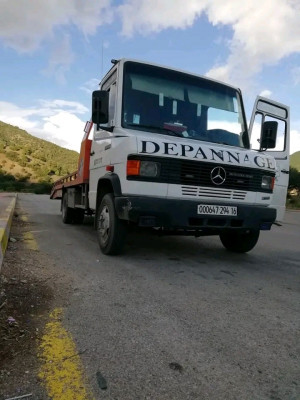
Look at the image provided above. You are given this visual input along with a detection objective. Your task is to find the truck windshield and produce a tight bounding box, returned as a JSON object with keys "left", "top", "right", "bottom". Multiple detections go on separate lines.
{"left": 122, "top": 61, "right": 249, "bottom": 148}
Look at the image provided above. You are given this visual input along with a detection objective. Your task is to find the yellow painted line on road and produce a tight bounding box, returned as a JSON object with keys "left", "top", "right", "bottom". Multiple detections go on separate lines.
{"left": 20, "top": 210, "right": 38, "bottom": 250}
{"left": 23, "top": 231, "right": 39, "bottom": 251}
{"left": 0, "top": 227, "right": 8, "bottom": 253}
{"left": 39, "top": 308, "right": 94, "bottom": 400}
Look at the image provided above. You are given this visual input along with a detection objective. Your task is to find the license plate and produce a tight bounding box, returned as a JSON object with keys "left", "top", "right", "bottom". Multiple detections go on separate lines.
{"left": 197, "top": 204, "right": 237, "bottom": 216}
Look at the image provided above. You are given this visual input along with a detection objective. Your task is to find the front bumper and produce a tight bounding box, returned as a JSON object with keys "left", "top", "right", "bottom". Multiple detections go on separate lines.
{"left": 114, "top": 196, "right": 276, "bottom": 232}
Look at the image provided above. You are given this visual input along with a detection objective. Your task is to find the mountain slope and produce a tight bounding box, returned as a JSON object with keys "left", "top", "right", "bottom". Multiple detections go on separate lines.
{"left": 0, "top": 121, "right": 79, "bottom": 192}
{"left": 290, "top": 151, "right": 300, "bottom": 171}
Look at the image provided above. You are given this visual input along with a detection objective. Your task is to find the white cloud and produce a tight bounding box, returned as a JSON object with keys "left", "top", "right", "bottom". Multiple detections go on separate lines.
{"left": 42, "top": 34, "right": 74, "bottom": 84}
{"left": 292, "top": 66, "right": 300, "bottom": 86}
{"left": 291, "top": 128, "right": 300, "bottom": 155}
{"left": 206, "top": 0, "right": 300, "bottom": 86}
{"left": 0, "top": 0, "right": 113, "bottom": 52}
{"left": 80, "top": 78, "right": 100, "bottom": 95}
{"left": 41, "top": 111, "right": 86, "bottom": 150}
{"left": 1, "top": 1, "right": 299, "bottom": 89}
{"left": 118, "top": 0, "right": 300, "bottom": 87}
{"left": 259, "top": 90, "right": 272, "bottom": 98}
{"left": 0, "top": 100, "right": 87, "bottom": 151}
{"left": 39, "top": 99, "right": 88, "bottom": 114}
{"left": 118, "top": 0, "right": 206, "bottom": 36}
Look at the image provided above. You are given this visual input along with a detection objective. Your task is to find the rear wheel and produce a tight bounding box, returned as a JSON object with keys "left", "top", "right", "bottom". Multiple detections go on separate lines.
{"left": 62, "top": 192, "right": 73, "bottom": 224}
{"left": 73, "top": 208, "right": 85, "bottom": 224}
{"left": 96, "top": 193, "right": 126, "bottom": 255}
{"left": 219, "top": 229, "right": 260, "bottom": 253}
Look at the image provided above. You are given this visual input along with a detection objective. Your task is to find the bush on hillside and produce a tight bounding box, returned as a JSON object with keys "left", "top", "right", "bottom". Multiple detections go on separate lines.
{"left": 0, "top": 171, "right": 52, "bottom": 194}
{"left": 289, "top": 167, "right": 300, "bottom": 190}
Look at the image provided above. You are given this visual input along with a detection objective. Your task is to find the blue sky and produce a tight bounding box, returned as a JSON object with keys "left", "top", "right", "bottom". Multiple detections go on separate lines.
{"left": 0, "top": 0, "right": 300, "bottom": 154}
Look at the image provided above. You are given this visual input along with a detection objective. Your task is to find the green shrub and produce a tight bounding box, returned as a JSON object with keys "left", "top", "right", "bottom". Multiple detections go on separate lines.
{"left": 286, "top": 195, "right": 300, "bottom": 209}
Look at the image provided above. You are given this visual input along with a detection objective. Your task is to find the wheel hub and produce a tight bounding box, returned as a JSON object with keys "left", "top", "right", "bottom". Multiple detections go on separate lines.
{"left": 99, "top": 205, "right": 110, "bottom": 244}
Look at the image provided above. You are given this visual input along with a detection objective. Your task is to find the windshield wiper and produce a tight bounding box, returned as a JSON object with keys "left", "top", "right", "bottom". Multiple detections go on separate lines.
{"left": 126, "top": 123, "right": 183, "bottom": 137}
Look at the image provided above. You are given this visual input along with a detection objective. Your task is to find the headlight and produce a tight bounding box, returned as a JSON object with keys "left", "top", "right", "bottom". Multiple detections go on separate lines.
{"left": 140, "top": 161, "right": 160, "bottom": 177}
{"left": 261, "top": 175, "right": 275, "bottom": 190}
{"left": 127, "top": 160, "right": 160, "bottom": 177}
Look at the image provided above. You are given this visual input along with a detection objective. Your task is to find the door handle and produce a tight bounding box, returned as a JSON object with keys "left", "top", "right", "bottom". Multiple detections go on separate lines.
{"left": 281, "top": 169, "right": 289, "bottom": 174}
{"left": 90, "top": 151, "right": 95, "bottom": 156}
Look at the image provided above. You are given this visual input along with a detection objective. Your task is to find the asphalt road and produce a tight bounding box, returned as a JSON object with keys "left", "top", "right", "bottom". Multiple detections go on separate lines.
{"left": 18, "top": 194, "right": 300, "bottom": 400}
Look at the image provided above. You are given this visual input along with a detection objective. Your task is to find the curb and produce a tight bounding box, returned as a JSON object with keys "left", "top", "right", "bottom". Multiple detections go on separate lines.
{"left": 0, "top": 194, "right": 17, "bottom": 271}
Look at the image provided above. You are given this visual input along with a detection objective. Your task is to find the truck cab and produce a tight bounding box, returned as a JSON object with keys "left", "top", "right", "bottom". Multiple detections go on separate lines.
{"left": 55, "top": 58, "right": 290, "bottom": 255}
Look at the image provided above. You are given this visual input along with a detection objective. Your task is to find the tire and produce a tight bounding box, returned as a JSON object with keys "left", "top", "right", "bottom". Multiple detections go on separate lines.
{"left": 96, "top": 193, "right": 126, "bottom": 255}
{"left": 219, "top": 229, "right": 260, "bottom": 253}
{"left": 62, "top": 192, "right": 73, "bottom": 224}
{"left": 73, "top": 209, "right": 85, "bottom": 224}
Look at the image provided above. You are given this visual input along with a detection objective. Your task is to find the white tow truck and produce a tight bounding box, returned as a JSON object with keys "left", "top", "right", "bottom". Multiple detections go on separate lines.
{"left": 51, "top": 58, "right": 290, "bottom": 255}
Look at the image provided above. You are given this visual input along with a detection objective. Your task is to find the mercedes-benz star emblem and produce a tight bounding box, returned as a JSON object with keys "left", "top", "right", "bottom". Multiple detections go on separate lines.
{"left": 211, "top": 166, "right": 226, "bottom": 185}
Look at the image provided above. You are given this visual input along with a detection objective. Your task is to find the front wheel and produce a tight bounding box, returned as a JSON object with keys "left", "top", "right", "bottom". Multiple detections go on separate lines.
{"left": 96, "top": 193, "right": 126, "bottom": 255}
{"left": 219, "top": 229, "right": 260, "bottom": 253}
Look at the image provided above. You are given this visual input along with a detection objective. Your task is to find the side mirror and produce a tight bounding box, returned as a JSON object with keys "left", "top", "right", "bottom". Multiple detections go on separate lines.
{"left": 92, "top": 90, "right": 109, "bottom": 124}
{"left": 260, "top": 120, "right": 278, "bottom": 149}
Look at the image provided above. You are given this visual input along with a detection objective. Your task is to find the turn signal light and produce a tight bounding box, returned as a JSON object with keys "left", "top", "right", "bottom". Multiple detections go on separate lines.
{"left": 271, "top": 176, "right": 275, "bottom": 190}
{"left": 127, "top": 160, "right": 141, "bottom": 176}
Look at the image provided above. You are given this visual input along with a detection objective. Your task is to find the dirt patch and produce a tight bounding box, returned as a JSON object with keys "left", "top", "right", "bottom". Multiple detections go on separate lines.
{"left": 0, "top": 208, "right": 71, "bottom": 399}
{"left": 0, "top": 264, "right": 53, "bottom": 365}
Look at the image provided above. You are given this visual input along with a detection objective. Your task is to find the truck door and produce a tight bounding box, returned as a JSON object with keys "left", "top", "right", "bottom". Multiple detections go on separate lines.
{"left": 249, "top": 96, "right": 290, "bottom": 222}
{"left": 89, "top": 70, "right": 118, "bottom": 210}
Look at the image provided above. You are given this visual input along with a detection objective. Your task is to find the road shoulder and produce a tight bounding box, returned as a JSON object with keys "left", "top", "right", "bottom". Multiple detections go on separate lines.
{"left": 0, "top": 204, "right": 87, "bottom": 399}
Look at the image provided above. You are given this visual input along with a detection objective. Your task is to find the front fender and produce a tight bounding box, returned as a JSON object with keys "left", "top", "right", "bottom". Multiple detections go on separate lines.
{"left": 98, "top": 173, "right": 122, "bottom": 197}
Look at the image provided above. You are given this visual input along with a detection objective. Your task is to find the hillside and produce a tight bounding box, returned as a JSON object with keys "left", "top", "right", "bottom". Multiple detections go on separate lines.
{"left": 0, "top": 121, "right": 78, "bottom": 193}
{"left": 290, "top": 151, "right": 300, "bottom": 171}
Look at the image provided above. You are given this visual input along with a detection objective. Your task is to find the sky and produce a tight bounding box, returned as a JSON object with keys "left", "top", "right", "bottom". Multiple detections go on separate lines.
{"left": 0, "top": 0, "right": 300, "bottom": 154}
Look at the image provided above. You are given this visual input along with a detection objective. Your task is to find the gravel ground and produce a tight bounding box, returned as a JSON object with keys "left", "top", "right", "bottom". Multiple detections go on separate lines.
{"left": 0, "top": 208, "right": 71, "bottom": 400}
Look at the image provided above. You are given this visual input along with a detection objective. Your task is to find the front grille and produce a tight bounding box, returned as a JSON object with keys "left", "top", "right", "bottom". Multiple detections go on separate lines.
{"left": 127, "top": 155, "right": 275, "bottom": 193}
{"left": 181, "top": 186, "right": 247, "bottom": 200}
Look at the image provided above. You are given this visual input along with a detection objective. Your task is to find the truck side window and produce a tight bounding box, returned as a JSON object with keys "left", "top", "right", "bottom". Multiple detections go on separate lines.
{"left": 101, "top": 70, "right": 117, "bottom": 128}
